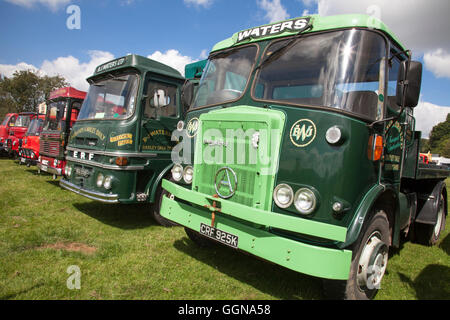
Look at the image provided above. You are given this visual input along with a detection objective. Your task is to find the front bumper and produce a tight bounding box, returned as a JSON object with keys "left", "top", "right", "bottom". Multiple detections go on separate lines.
{"left": 37, "top": 162, "right": 62, "bottom": 176}
{"left": 60, "top": 179, "right": 119, "bottom": 203}
{"left": 161, "top": 179, "right": 352, "bottom": 280}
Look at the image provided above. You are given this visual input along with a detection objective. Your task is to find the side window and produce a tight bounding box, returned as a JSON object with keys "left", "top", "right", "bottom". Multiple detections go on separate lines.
{"left": 9, "top": 116, "right": 16, "bottom": 126}
{"left": 144, "top": 80, "right": 178, "bottom": 119}
{"left": 387, "top": 47, "right": 403, "bottom": 113}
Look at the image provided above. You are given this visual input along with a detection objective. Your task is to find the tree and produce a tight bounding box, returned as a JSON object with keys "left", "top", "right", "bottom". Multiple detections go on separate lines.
{"left": 0, "top": 70, "right": 68, "bottom": 119}
{"left": 428, "top": 113, "right": 450, "bottom": 155}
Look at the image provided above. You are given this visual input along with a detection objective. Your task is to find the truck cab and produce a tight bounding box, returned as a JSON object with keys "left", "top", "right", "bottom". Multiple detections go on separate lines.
{"left": 160, "top": 14, "right": 449, "bottom": 299}
{"left": 59, "top": 55, "right": 204, "bottom": 225}
{"left": 5, "top": 112, "right": 37, "bottom": 158}
{"left": 0, "top": 113, "right": 18, "bottom": 154}
{"left": 19, "top": 114, "right": 45, "bottom": 166}
{"left": 37, "top": 87, "right": 86, "bottom": 178}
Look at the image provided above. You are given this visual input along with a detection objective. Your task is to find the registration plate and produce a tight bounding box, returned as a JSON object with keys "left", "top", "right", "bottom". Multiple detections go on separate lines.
{"left": 199, "top": 223, "right": 238, "bottom": 248}
{"left": 41, "top": 165, "right": 48, "bottom": 172}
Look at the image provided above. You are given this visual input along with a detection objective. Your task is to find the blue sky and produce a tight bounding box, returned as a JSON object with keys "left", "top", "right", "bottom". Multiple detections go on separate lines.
{"left": 1, "top": 0, "right": 449, "bottom": 137}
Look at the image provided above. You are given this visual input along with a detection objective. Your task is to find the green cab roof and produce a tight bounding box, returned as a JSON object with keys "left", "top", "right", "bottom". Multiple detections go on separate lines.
{"left": 212, "top": 14, "right": 406, "bottom": 53}
{"left": 88, "top": 54, "right": 184, "bottom": 81}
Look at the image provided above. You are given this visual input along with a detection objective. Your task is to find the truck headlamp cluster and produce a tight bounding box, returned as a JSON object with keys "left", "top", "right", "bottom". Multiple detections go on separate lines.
{"left": 103, "top": 175, "right": 113, "bottom": 190}
{"left": 171, "top": 164, "right": 183, "bottom": 182}
{"left": 65, "top": 164, "right": 72, "bottom": 177}
{"left": 96, "top": 173, "right": 104, "bottom": 187}
{"left": 294, "top": 188, "right": 317, "bottom": 215}
{"left": 183, "top": 166, "right": 194, "bottom": 184}
{"left": 273, "top": 184, "right": 318, "bottom": 215}
{"left": 273, "top": 184, "right": 294, "bottom": 208}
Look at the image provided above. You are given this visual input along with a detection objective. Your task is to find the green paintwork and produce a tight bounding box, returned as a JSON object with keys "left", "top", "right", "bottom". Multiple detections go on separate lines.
{"left": 212, "top": 14, "right": 406, "bottom": 53}
{"left": 160, "top": 15, "right": 450, "bottom": 281}
{"left": 61, "top": 55, "right": 194, "bottom": 204}
{"left": 161, "top": 179, "right": 352, "bottom": 280}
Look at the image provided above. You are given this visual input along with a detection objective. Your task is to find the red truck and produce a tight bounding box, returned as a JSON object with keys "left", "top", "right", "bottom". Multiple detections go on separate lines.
{"left": 4, "top": 112, "right": 38, "bottom": 158}
{"left": 0, "top": 113, "right": 18, "bottom": 155}
{"left": 18, "top": 114, "right": 45, "bottom": 166}
{"left": 37, "top": 87, "right": 86, "bottom": 179}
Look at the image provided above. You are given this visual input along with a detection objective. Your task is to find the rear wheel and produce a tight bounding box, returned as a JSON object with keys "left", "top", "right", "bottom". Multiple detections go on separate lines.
{"left": 415, "top": 193, "right": 446, "bottom": 246}
{"left": 323, "top": 210, "right": 390, "bottom": 300}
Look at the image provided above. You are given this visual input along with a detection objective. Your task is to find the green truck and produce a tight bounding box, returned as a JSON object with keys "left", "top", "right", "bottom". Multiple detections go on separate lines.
{"left": 160, "top": 14, "right": 449, "bottom": 299}
{"left": 59, "top": 54, "right": 205, "bottom": 225}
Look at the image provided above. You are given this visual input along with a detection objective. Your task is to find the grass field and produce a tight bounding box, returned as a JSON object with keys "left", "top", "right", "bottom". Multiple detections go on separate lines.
{"left": 0, "top": 157, "right": 449, "bottom": 300}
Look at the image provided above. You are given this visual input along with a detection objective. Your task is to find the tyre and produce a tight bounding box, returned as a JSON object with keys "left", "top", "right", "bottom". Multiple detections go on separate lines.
{"left": 323, "top": 210, "right": 390, "bottom": 300}
{"left": 184, "top": 227, "right": 215, "bottom": 248}
{"left": 415, "top": 193, "right": 446, "bottom": 246}
{"left": 152, "top": 184, "right": 178, "bottom": 227}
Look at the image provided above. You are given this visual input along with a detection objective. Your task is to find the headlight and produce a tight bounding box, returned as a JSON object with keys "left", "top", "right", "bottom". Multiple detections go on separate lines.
{"left": 294, "top": 188, "right": 317, "bottom": 215}
{"left": 325, "top": 126, "right": 343, "bottom": 145}
{"left": 96, "top": 173, "right": 104, "bottom": 187}
{"left": 65, "top": 165, "right": 72, "bottom": 177}
{"left": 183, "top": 166, "right": 194, "bottom": 184}
{"left": 103, "top": 176, "right": 113, "bottom": 190}
{"left": 273, "top": 184, "right": 294, "bottom": 208}
{"left": 171, "top": 164, "right": 183, "bottom": 182}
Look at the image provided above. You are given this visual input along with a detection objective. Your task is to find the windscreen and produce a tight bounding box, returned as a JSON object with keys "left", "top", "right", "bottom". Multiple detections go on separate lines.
{"left": 78, "top": 74, "right": 139, "bottom": 120}
{"left": 253, "top": 29, "right": 387, "bottom": 120}
{"left": 26, "top": 118, "right": 43, "bottom": 135}
{"left": 192, "top": 46, "right": 258, "bottom": 109}
{"left": 43, "top": 101, "right": 67, "bottom": 131}
{"left": 14, "top": 115, "right": 32, "bottom": 128}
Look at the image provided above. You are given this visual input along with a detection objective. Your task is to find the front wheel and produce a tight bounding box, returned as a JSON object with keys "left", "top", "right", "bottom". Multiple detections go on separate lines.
{"left": 323, "top": 210, "right": 390, "bottom": 300}
{"left": 152, "top": 185, "right": 178, "bottom": 227}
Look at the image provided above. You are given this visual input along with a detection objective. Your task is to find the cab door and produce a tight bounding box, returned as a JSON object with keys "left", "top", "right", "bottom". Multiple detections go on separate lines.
{"left": 140, "top": 75, "right": 182, "bottom": 154}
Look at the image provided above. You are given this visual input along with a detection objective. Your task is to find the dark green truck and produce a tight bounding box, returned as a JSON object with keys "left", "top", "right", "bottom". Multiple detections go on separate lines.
{"left": 160, "top": 14, "right": 449, "bottom": 299}
{"left": 60, "top": 54, "right": 205, "bottom": 225}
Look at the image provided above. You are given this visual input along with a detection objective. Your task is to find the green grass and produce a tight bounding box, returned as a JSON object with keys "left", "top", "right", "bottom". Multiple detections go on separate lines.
{"left": 0, "top": 157, "right": 449, "bottom": 300}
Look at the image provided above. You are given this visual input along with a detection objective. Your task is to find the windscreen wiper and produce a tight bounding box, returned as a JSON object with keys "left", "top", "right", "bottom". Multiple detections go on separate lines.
{"left": 255, "top": 23, "right": 313, "bottom": 71}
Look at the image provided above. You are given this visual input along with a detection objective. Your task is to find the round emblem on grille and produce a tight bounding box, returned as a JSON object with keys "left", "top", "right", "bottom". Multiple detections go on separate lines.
{"left": 289, "top": 119, "right": 317, "bottom": 147}
{"left": 186, "top": 117, "right": 199, "bottom": 138}
{"left": 214, "top": 167, "right": 238, "bottom": 199}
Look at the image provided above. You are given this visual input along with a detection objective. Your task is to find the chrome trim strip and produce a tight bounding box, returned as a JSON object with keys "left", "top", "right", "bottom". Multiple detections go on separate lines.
{"left": 66, "top": 146, "right": 157, "bottom": 158}
{"left": 66, "top": 156, "right": 145, "bottom": 171}
{"left": 59, "top": 179, "right": 119, "bottom": 203}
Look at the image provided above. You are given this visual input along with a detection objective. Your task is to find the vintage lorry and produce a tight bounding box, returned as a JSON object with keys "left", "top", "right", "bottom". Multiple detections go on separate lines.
{"left": 37, "top": 87, "right": 86, "bottom": 178}
{"left": 4, "top": 112, "right": 38, "bottom": 158}
{"left": 59, "top": 55, "right": 205, "bottom": 225}
{"left": 160, "top": 14, "right": 449, "bottom": 299}
{"left": 0, "top": 113, "right": 18, "bottom": 155}
{"left": 18, "top": 114, "right": 45, "bottom": 166}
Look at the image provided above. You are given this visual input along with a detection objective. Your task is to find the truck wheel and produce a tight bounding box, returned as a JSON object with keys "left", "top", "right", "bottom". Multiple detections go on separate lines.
{"left": 323, "top": 210, "right": 390, "bottom": 300}
{"left": 415, "top": 193, "right": 446, "bottom": 246}
{"left": 152, "top": 185, "right": 178, "bottom": 227}
{"left": 184, "top": 227, "right": 215, "bottom": 248}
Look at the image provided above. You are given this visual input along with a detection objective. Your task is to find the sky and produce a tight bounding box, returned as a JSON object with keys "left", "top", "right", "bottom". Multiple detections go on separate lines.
{"left": 0, "top": 0, "right": 449, "bottom": 137}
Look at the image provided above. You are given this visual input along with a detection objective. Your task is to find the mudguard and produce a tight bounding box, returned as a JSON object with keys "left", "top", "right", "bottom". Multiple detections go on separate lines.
{"left": 415, "top": 181, "right": 446, "bottom": 225}
{"left": 147, "top": 163, "right": 174, "bottom": 203}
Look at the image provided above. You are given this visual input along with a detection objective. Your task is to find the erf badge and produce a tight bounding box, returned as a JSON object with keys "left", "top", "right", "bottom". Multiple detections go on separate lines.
{"left": 186, "top": 117, "right": 199, "bottom": 138}
{"left": 290, "top": 119, "right": 316, "bottom": 147}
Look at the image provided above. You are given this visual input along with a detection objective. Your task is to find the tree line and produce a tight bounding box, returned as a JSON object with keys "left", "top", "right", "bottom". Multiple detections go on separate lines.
{"left": 0, "top": 70, "right": 67, "bottom": 119}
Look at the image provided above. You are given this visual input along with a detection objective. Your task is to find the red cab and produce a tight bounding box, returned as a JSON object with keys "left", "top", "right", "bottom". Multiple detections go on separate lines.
{"left": 18, "top": 114, "right": 45, "bottom": 166}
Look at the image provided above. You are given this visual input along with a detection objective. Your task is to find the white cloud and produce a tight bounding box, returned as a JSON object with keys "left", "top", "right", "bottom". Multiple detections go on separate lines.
{"left": 257, "top": 0, "right": 290, "bottom": 23}
{"left": 424, "top": 49, "right": 450, "bottom": 79}
{"left": 5, "top": 0, "right": 71, "bottom": 11}
{"left": 0, "top": 62, "right": 38, "bottom": 77}
{"left": 183, "top": 0, "right": 214, "bottom": 8}
{"left": 414, "top": 101, "right": 450, "bottom": 138}
{"left": 147, "top": 49, "right": 197, "bottom": 77}
{"left": 316, "top": 0, "right": 450, "bottom": 54}
{"left": 0, "top": 50, "right": 114, "bottom": 91}
{"left": 41, "top": 50, "right": 114, "bottom": 91}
